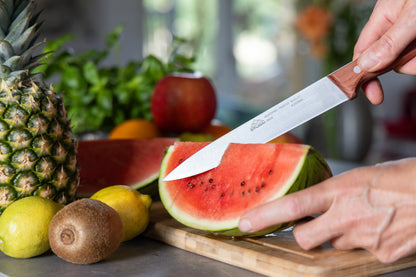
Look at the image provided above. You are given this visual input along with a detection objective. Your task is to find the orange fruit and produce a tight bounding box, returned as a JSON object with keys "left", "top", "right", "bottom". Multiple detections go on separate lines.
{"left": 109, "top": 119, "right": 161, "bottom": 139}
{"left": 201, "top": 120, "right": 232, "bottom": 139}
{"left": 268, "top": 132, "right": 302, "bottom": 144}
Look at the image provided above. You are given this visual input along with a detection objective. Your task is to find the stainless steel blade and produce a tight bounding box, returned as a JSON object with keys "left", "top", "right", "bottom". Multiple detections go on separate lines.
{"left": 163, "top": 77, "right": 349, "bottom": 181}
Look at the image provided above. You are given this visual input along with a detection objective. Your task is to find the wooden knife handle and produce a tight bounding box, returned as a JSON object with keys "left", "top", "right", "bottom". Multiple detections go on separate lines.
{"left": 328, "top": 39, "right": 416, "bottom": 99}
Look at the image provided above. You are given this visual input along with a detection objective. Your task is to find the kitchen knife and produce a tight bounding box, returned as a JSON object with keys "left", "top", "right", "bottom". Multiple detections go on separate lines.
{"left": 163, "top": 40, "right": 416, "bottom": 181}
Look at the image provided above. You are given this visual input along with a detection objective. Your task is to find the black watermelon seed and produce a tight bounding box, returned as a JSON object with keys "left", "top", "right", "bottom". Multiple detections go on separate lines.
{"left": 240, "top": 181, "right": 245, "bottom": 186}
{"left": 255, "top": 187, "right": 259, "bottom": 193}
{"left": 269, "top": 169, "right": 272, "bottom": 175}
{"left": 209, "top": 178, "right": 214, "bottom": 183}
{"left": 221, "top": 192, "right": 225, "bottom": 197}
{"left": 242, "top": 191, "right": 245, "bottom": 196}
{"left": 261, "top": 183, "right": 265, "bottom": 188}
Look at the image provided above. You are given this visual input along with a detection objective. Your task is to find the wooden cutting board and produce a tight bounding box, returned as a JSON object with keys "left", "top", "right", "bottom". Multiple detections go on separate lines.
{"left": 144, "top": 202, "right": 416, "bottom": 277}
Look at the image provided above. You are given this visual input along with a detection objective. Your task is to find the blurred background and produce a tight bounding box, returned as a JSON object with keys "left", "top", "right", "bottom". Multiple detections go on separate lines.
{"left": 36, "top": 0, "right": 416, "bottom": 164}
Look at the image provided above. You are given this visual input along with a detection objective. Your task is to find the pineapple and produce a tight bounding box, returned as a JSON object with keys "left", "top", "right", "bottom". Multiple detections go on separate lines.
{"left": 0, "top": 0, "right": 78, "bottom": 214}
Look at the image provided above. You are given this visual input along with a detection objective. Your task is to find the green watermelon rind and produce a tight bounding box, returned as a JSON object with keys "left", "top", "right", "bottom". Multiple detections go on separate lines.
{"left": 215, "top": 146, "right": 332, "bottom": 237}
{"left": 76, "top": 170, "right": 158, "bottom": 198}
{"left": 136, "top": 178, "right": 159, "bottom": 199}
{"left": 159, "top": 144, "right": 332, "bottom": 237}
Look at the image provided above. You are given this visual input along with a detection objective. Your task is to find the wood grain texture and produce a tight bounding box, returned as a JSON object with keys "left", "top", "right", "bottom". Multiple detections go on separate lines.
{"left": 144, "top": 202, "right": 416, "bottom": 277}
{"left": 328, "top": 39, "right": 416, "bottom": 100}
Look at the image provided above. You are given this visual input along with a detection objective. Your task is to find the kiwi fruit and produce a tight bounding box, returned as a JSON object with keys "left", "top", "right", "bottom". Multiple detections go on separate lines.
{"left": 48, "top": 198, "right": 123, "bottom": 264}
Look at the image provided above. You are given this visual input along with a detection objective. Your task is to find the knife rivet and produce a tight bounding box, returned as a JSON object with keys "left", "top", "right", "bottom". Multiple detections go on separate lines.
{"left": 353, "top": 65, "right": 362, "bottom": 74}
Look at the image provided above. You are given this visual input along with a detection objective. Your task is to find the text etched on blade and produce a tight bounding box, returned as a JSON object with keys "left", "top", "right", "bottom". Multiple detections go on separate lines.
{"left": 249, "top": 95, "right": 305, "bottom": 131}
{"left": 250, "top": 119, "right": 265, "bottom": 131}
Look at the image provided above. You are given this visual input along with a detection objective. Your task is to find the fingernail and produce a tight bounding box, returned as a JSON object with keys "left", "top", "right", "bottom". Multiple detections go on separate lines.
{"left": 239, "top": 218, "right": 252, "bottom": 232}
{"left": 358, "top": 51, "right": 379, "bottom": 71}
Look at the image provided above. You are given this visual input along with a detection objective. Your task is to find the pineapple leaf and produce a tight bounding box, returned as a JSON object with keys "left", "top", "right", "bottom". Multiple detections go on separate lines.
{"left": 0, "top": 4, "right": 10, "bottom": 33}
{"left": 0, "top": 40, "right": 15, "bottom": 60}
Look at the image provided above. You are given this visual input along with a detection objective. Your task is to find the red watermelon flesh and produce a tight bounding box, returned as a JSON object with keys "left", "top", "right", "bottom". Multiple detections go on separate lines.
{"left": 159, "top": 142, "right": 331, "bottom": 236}
{"left": 77, "top": 138, "right": 176, "bottom": 197}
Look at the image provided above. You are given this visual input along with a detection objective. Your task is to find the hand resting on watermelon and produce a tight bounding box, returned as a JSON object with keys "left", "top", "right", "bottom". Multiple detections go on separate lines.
{"left": 239, "top": 158, "right": 416, "bottom": 263}
{"left": 240, "top": 0, "right": 416, "bottom": 263}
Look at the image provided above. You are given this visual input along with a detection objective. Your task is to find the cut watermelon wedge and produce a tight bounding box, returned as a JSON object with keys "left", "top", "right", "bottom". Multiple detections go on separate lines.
{"left": 77, "top": 138, "right": 176, "bottom": 197}
{"left": 159, "top": 142, "right": 332, "bottom": 237}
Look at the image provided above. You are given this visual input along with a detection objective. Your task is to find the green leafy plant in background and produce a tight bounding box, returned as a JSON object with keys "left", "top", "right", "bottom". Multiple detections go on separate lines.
{"left": 37, "top": 26, "right": 195, "bottom": 136}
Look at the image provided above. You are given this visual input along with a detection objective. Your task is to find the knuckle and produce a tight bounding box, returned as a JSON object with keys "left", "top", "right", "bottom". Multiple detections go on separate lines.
{"left": 379, "top": 34, "right": 395, "bottom": 52}
{"left": 375, "top": 252, "right": 398, "bottom": 264}
{"left": 376, "top": 34, "right": 397, "bottom": 63}
{"left": 373, "top": 245, "right": 406, "bottom": 264}
{"left": 286, "top": 196, "right": 303, "bottom": 219}
{"left": 293, "top": 227, "right": 312, "bottom": 250}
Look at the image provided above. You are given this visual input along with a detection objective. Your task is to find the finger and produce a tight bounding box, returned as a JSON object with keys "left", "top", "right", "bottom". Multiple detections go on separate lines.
{"left": 291, "top": 167, "right": 382, "bottom": 250}
{"left": 374, "top": 203, "right": 416, "bottom": 263}
{"left": 353, "top": 0, "right": 396, "bottom": 59}
{"left": 360, "top": 78, "right": 384, "bottom": 105}
{"left": 294, "top": 188, "right": 391, "bottom": 251}
{"left": 396, "top": 56, "right": 416, "bottom": 74}
{"left": 238, "top": 181, "right": 334, "bottom": 233}
{"left": 358, "top": 2, "right": 416, "bottom": 72}
{"left": 292, "top": 215, "right": 342, "bottom": 250}
{"left": 238, "top": 166, "right": 376, "bottom": 234}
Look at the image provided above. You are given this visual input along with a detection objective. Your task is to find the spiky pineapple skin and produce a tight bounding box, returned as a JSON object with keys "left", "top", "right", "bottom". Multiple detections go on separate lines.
{"left": 0, "top": 0, "right": 79, "bottom": 213}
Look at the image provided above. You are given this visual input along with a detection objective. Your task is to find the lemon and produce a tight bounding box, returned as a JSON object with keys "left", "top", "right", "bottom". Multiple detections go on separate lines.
{"left": 0, "top": 196, "right": 63, "bottom": 258}
{"left": 91, "top": 185, "right": 152, "bottom": 242}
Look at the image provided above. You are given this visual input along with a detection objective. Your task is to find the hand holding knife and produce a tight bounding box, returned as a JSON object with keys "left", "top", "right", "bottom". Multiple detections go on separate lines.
{"left": 164, "top": 39, "right": 416, "bottom": 182}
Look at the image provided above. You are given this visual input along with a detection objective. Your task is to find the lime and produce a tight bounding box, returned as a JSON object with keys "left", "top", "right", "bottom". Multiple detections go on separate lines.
{"left": 0, "top": 196, "right": 63, "bottom": 258}
{"left": 91, "top": 185, "right": 152, "bottom": 242}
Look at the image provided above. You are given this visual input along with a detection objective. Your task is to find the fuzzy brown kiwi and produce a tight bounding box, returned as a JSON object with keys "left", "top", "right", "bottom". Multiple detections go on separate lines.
{"left": 48, "top": 198, "right": 123, "bottom": 264}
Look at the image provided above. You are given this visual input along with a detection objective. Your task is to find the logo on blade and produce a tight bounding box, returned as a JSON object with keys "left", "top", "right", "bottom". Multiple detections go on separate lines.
{"left": 250, "top": 119, "right": 265, "bottom": 131}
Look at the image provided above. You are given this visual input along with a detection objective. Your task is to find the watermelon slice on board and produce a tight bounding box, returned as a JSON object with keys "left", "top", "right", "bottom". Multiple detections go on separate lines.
{"left": 159, "top": 142, "right": 332, "bottom": 237}
{"left": 76, "top": 138, "right": 176, "bottom": 197}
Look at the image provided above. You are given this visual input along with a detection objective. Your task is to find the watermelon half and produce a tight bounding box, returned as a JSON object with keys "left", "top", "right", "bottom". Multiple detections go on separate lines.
{"left": 159, "top": 142, "right": 332, "bottom": 237}
{"left": 77, "top": 138, "right": 176, "bottom": 197}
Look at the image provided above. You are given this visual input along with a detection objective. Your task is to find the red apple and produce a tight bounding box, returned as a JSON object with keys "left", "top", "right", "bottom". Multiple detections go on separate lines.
{"left": 151, "top": 72, "right": 217, "bottom": 133}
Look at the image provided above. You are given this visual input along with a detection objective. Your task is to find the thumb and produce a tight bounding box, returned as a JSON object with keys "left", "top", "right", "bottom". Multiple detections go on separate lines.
{"left": 358, "top": 13, "right": 416, "bottom": 72}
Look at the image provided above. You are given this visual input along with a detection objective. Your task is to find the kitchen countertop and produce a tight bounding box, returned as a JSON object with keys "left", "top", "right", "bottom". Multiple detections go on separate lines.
{"left": 1, "top": 159, "right": 416, "bottom": 277}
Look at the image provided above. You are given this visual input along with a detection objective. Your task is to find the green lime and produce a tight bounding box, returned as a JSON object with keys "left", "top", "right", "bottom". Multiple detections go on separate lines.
{"left": 0, "top": 196, "right": 63, "bottom": 258}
